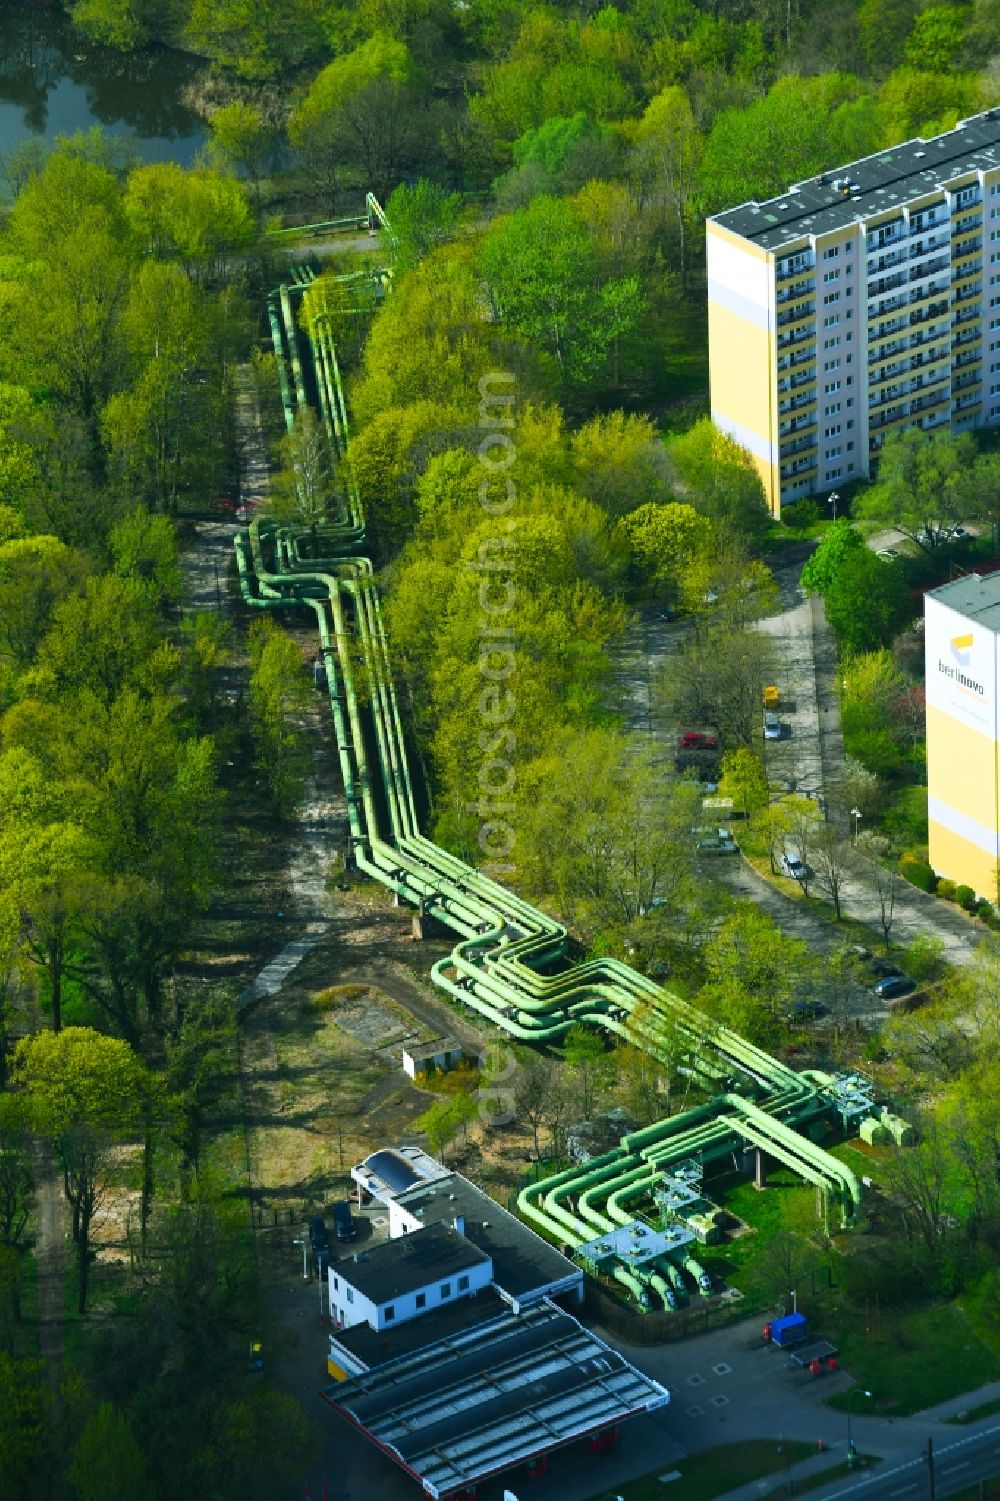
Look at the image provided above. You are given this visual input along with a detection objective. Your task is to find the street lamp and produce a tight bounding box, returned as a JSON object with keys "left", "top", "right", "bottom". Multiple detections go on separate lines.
{"left": 292, "top": 1237, "right": 309, "bottom": 1281}
{"left": 846, "top": 1388, "right": 873, "bottom": 1468}
{"left": 828, "top": 490, "right": 840, "bottom": 521}
{"left": 851, "top": 807, "right": 862, "bottom": 844}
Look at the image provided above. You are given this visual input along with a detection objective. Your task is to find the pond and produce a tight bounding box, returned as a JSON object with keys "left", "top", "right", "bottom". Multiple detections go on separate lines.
{"left": 0, "top": 1, "right": 206, "bottom": 175}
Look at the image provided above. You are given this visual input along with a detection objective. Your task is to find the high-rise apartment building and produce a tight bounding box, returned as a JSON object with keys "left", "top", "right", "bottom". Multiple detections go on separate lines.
{"left": 707, "top": 110, "right": 1000, "bottom": 514}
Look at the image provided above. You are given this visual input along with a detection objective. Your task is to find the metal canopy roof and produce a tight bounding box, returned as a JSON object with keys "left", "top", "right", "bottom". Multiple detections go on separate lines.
{"left": 321, "top": 1299, "right": 669, "bottom": 1500}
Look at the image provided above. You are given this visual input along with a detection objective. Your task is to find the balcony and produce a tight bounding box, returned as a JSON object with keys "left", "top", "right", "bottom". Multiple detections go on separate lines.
{"left": 866, "top": 247, "right": 908, "bottom": 276}
{"left": 776, "top": 301, "right": 816, "bottom": 329}
{"left": 776, "top": 276, "right": 814, "bottom": 305}
{"left": 910, "top": 391, "right": 950, "bottom": 417}
{"left": 911, "top": 300, "right": 950, "bottom": 326}
{"left": 953, "top": 281, "right": 983, "bottom": 304}
{"left": 954, "top": 370, "right": 982, "bottom": 392}
{"left": 781, "top": 433, "right": 817, "bottom": 458}
{"left": 777, "top": 256, "right": 812, "bottom": 282}
{"left": 911, "top": 279, "right": 950, "bottom": 305}
{"left": 777, "top": 325, "right": 815, "bottom": 352}
{"left": 909, "top": 256, "right": 950, "bottom": 285}
{"left": 870, "top": 292, "right": 909, "bottom": 318}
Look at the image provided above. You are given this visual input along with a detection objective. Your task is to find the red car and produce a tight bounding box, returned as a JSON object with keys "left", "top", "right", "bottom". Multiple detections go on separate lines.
{"left": 680, "top": 730, "right": 717, "bottom": 749}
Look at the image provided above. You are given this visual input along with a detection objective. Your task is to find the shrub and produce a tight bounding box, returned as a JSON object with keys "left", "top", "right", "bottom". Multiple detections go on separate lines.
{"left": 311, "top": 983, "right": 371, "bottom": 1011}
{"left": 955, "top": 884, "right": 977, "bottom": 912}
{"left": 977, "top": 899, "right": 994, "bottom": 923}
{"left": 936, "top": 878, "right": 956, "bottom": 901}
{"left": 900, "top": 854, "right": 937, "bottom": 893}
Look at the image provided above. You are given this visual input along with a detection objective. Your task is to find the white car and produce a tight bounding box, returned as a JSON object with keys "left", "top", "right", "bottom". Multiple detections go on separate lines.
{"left": 779, "top": 852, "right": 806, "bottom": 880}
{"left": 763, "top": 712, "right": 781, "bottom": 740}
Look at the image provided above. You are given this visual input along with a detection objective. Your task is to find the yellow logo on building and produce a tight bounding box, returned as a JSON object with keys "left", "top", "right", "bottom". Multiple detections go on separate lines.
{"left": 951, "top": 632, "right": 974, "bottom": 666}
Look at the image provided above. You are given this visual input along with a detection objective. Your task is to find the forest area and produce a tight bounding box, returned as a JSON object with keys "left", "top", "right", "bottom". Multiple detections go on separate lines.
{"left": 1, "top": 0, "right": 1000, "bottom": 1496}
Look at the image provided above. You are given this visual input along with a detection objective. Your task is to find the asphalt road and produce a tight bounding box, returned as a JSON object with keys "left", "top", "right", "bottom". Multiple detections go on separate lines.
{"left": 820, "top": 1423, "right": 1000, "bottom": 1501}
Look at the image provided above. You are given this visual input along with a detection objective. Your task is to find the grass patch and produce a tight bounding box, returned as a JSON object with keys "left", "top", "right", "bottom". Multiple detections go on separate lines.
{"left": 310, "top": 983, "right": 371, "bottom": 1011}
{"left": 821, "top": 1301, "right": 1000, "bottom": 1416}
{"left": 608, "top": 1439, "right": 814, "bottom": 1501}
{"left": 698, "top": 1169, "right": 824, "bottom": 1305}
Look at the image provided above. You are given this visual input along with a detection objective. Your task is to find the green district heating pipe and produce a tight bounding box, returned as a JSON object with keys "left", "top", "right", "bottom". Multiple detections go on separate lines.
{"left": 235, "top": 261, "right": 868, "bottom": 1308}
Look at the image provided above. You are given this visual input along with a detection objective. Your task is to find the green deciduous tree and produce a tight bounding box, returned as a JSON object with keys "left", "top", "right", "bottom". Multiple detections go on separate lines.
{"left": 515, "top": 728, "right": 701, "bottom": 937}
{"left": 617, "top": 501, "right": 712, "bottom": 594}
{"left": 268, "top": 406, "right": 334, "bottom": 545}
{"left": 70, "top": 1403, "right": 154, "bottom": 1501}
{"left": 701, "top": 904, "right": 816, "bottom": 1045}
{"left": 15, "top": 1027, "right": 153, "bottom": 1312}
{"left": 207, "top": 101, "right": 274, "bottom": 212}
{"left": 823, "top": 548, "right": 913, "bottom": 653}
{"left": 718, "top": 746, "right": 769, "bottom": 821}
{"left": 561, "top": 1023, "right": 614, "bottom": 1120}
{"left": 123, "top": 163, "right": 254, "bottom": 280}
{"left": 800, "top": 519, "right": 865, "bottom": 595}
{"left": 856, "top": 427, "right": 994, "bottom": 547}
{"left": 479, "top": 197, "right": 644, "bottom": 388}
{"left": 667, "top": 418, "right": 770, "bottom": 543}
{"left": 247, "top": 617, "right": 310, "bottom": 818}
{"left": 384, "top": 179, "right": 463, "bottom": 276}
{"left": 632, "top": 85, "right": 704, "bottom": 287}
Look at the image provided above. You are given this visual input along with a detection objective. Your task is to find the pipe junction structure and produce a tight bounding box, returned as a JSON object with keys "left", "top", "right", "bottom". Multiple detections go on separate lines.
{"left": 234, "top": 223, "right": 909, "bottom": 1311}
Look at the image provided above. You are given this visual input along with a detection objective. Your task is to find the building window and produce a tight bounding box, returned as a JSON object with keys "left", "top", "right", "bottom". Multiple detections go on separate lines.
{"left": 346, "top": 1287, "right": 354, "bottom": 1304}
{"left": 385, "top": 1305, "right": 395, "bottom": 1321}
{"left": 828, "top": 467, "right": 842, "bottom": 478}
{"left": 333, "top": 1276, "right": 339, "bottom": 1290}
{"left": 823, "top": 314, "right": 840, "bottom": 328}
{"left": 822, "top": 245, "right": 840, "bottom": 260}
{"left": 847, "top": 442, "right": 854, "bottom": 451}
{"left": 824, "top": 381, "right": 840, "bottom": 393}
{"left": 415, "top": 1292, "right": 426, "bottom": 1309}
{"left": 827, "top": 335, "right": 840, "bottom": 348}
{"left": 823, "top": 268, "right": 840, "bottom": 282}
{"left": 824, "top": 426, "right": 841, "bottom": 438}
{"left": 440, "top": 1282, "right": 451, "bottom": 1298}
{"left": 458, "top": 1275, "right": 470, "bottom": 1291}
{"left": 824, "top": 359, "right": 840, "bottom": 372}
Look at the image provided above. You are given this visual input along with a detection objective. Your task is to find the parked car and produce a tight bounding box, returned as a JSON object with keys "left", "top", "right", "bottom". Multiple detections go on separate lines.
{"left": 763, "top": 712, "right": 781, "bottom": 740}
{"left": 308, "top": 1214, "right": 330, "bottom": 1272}
{"left": 949, "top": 525, "right": 972, "bottom": 541}
{"left": 332, "top": 1201, "right": 356, "bottom": 1242}
{"left": 867, "top": 956, "right": 901, "bottom": 978}
{"left": 787, "top": 999, "right": 830, "bottom": 1021}
{"left": 680, "top": 730, "right": 717, "bottom": 749}
{"left": 696, "top": 828, "right": 740, "bottom": 856}
{"left": 779, "top": 852, "right": 806, "bottom": 880}
{"left": 872, "top": 974, "right": 917, "bottom": 1001}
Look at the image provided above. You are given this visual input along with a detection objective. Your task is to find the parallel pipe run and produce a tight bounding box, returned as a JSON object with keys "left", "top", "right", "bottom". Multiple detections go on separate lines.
{"left": 235, "top": 271, "right": 870, "bottom": 1309}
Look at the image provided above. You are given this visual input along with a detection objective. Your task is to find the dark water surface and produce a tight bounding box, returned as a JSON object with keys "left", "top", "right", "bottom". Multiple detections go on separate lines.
{"left": 0, "top": 0, "right": 206, "bottom": 168}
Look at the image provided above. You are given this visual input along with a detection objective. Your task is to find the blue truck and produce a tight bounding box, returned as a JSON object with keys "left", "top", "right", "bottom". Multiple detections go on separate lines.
{"left": 764, "top": 1312, "right": 808, "bottom": 1348}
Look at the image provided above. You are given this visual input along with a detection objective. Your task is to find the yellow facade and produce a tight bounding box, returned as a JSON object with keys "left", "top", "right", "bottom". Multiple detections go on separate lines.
{"left": 925, "top": 587, "right": 1000, "bottom": 899}
{"left": 928, "top": 821, "right": 998, "bottom": 903}
{"left": 706, "top": 297, "right": 779, "bottom": 511}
